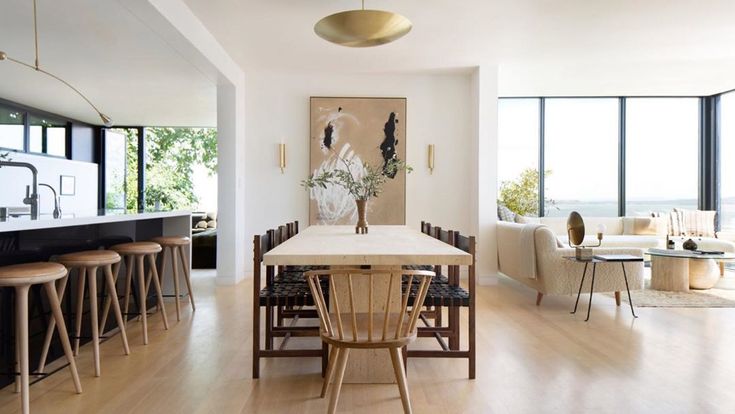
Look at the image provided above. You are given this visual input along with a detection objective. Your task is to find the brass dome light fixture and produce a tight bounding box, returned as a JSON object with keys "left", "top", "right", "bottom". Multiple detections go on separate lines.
{"left": 0, "top": 0, "right": 113, "bottom": 126}
{"left": 314, "top": 0, "right": 412, "bottom": 47}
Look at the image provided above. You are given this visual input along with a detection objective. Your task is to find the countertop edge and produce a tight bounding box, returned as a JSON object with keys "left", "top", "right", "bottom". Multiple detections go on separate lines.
{"left": 0, "top": 210, "right": 192, "bottom": 232}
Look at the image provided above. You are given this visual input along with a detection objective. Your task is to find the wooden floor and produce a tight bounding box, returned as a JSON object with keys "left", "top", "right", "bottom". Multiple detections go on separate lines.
{"left": 2, "top": 269, "right": 735, "bottom": 413}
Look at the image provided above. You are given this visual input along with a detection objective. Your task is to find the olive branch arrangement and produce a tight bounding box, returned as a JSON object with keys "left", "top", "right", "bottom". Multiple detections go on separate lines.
{"left": 302, "top": 151, "right": 411, "bottom": 200}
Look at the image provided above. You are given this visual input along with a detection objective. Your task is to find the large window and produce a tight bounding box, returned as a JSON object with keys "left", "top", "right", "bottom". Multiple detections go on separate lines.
{"left": 544, "top": 98, "right": 619, "bottom": 217}
{"left": 0, "top": 106, "right": 24, "bottom": 151}
{"left": 721, "top": 92, "right": 735, "bottom": 230}
{"left": 29, "top": 115, "right": 67, "bottom": 157}
{"left": 625, "top": 98, "right": 699, "bottom": 216}
{"left": 497, "top": 98, "right": 540, "bottom": 216}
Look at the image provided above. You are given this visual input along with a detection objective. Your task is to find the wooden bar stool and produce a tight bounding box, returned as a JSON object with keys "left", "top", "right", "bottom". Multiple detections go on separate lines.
{"left": 0, "top": 262, "right": 82, "bottom": 414}
{"left": 39, "top": 250, "right": 130, "bottom": 377}
{"left": 151, "top": 236, "right": 195, "bottom": 321}
{"left": 110, "top": 242, "right": 169, "bottom": 345}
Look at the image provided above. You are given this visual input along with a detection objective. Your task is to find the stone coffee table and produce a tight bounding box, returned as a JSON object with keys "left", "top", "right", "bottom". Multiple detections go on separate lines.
{"left": 647, "top": 249, "right": 735, "bottom": 291}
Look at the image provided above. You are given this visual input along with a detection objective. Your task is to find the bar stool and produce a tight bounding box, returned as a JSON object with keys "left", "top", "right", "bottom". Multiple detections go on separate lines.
{"left": 39, "top": 250, "right": 130, "bottom": 377}
{"left": 0, "top": 262, "right": 82, "bottom": 414}
{"left": 151, "top": 236, "right": 195, "bottom": 321}
{"left": 110, "top": 242, "right": 169, "bottom": 345}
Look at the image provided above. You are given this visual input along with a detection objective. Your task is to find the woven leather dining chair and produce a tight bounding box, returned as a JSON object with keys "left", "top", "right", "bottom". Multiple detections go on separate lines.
{"left": 305, "top": 268, "right": 434, "bottom": 414}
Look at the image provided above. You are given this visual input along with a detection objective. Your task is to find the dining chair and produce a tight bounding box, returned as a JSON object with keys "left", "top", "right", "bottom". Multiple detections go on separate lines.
{"left": 306, "top": 268, "right": 434, "bottom": 414}
{"left": 252, "top": 221, "right": 328, "bottom": 379}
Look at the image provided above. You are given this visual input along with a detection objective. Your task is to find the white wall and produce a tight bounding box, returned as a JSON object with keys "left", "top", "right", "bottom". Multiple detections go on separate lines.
{"left": 0, "top": 152, "right": 98, "bottom": 215}
{"left": 244, "top": 71, "right": 475, "bottom": 254}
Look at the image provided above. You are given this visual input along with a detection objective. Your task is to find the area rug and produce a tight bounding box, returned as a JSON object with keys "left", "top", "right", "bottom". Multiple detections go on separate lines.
{"left": 603, "top": 277, "right": 735, "bottom": 308}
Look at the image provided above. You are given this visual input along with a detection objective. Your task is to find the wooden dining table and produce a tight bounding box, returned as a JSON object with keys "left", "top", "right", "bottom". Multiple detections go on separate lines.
{"left": 263, "top": 225, "right": 472, "bottom": 383}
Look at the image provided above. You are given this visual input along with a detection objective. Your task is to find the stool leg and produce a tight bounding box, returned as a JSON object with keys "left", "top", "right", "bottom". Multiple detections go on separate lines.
{"left": 99, "top": 260, "right": 121, "bottom": 333}
{"left": 171, "top": 246, "right": 182, "bottom": 321}
{"left": 73, "top": 267, "right": 87, "bottom": 355}
{"left": 122, "top": 255, "right": 134, "bottom": 324}
{"left": 15, "top": 285, "right": 30, "bottom": 414}
{"left": 14, "top": 310, "right": 20, "bottom": 394}
{"left": 178, "top": 245, "right": 195, "bottom": 311}
{"left": 43, "top": 281, "right": 82, "bottom": 394}
{"left": 158, "top": 247, "right": 168, "bottom": 298}
{"left": 104, "top": 264, "right": 130, "bottom": 355}
{"left": 136, "top": 255, "right": 149, "bottom": 345}
{"left": 147, "top": 254, "right": 169, "bottom": 330}
{"left": 87, "top": 266, "right": 101, "bottom": 377}
{"left": 38, "top": 275, "right": 69, "bottom": 373}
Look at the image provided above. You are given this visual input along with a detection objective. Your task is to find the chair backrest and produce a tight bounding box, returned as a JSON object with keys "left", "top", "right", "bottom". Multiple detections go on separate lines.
{"left": 305, "top": 269, "right": 434, "bottom": 346}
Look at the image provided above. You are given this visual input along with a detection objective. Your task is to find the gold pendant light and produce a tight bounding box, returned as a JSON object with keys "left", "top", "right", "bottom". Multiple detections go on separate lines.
{"left": 0, "top": 0, "right": 113, "bottom": 126}
{"left": 314, "top": 0, "right": 412, "bottom": 47}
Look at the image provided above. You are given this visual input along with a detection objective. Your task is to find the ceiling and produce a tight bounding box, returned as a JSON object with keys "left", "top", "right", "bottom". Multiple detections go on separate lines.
{"left": 0, "top": 0, "right": 216, "bottom": 127}
{"left": 184, "top": 0, "right": 735, "bottom": 96}
{"left": 1, "top": 1, "right": 735, "bottom": 127}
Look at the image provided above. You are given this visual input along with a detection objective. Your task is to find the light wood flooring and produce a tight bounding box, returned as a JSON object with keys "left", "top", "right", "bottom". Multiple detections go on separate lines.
{"left": 1, "top": 269, "right": 734, "bottom": 413}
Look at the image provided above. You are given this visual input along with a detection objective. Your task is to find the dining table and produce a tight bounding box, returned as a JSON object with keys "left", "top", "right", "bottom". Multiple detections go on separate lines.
{"left": 263, "top": 224, "right": 472, "bottom": 383}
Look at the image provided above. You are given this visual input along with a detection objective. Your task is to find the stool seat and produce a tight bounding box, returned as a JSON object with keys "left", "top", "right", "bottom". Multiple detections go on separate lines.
{"left": 151, "top": 236, "right": 190, "bottom": 246}
{"left": 111, "top": 242, "right": 162, "bottom": 255}
{"left": 56, "top": 250, "right": 121, "bottom": 267}
{"left": 0, "top": 262, "right": 67, "bottom": 285}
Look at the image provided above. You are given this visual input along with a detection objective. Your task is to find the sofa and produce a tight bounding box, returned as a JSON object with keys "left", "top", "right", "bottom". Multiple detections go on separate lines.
{"left": 497, "top": 222, "right": 645, "bottom": 305}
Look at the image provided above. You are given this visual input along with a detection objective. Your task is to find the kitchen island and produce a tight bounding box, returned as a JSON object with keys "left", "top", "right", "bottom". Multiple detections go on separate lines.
{"left": 0, "top": 210, "right": 191, "bottom": 388}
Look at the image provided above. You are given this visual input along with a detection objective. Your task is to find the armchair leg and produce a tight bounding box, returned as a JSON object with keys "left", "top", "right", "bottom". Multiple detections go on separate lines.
{"left": 535, "top": 292, "right": 543, "bottom": 306}
{"left": 614, "top": 291, "right": 621, "bottom": 306}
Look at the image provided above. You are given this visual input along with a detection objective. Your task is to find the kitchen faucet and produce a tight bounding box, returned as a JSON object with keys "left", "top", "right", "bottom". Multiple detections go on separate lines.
{"left": 0, "top": 161, "right": 39, "bottom": 219}
{"left": 39, "top": 183, "right": 61, "bottom": 218}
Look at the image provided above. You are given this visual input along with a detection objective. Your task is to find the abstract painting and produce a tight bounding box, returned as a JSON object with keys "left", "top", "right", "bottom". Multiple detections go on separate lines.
{"left": 309, "top": 97, "right": 407, "bottom": 225}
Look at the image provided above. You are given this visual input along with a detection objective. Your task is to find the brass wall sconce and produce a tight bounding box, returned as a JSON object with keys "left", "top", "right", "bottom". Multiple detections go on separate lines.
{"left": 278, "top": 143, "right": 286, "bottom": 174}
{"left": 567, "top": 211, "right": 606, "bottom": 259}
{"left": 428, "top": 144, "right": 435, "bottom": 174}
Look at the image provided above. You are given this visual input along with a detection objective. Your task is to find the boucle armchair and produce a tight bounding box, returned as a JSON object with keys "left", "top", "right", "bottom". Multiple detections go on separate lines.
{"left": 497, "top": 222, "right": 645, "bottom": 305}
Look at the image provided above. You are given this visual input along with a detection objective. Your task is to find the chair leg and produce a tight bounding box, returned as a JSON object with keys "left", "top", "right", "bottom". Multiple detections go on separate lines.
{"left": 171, "top": 246, "right": 182, "bottom": 321}
{"left": 390, "top": 347, "right": 413, "bottom": 414}
{"left": 43, "top": 281, "right": 82, "bottom": 394}
{"left": 104, "top": 264, "right": 130, "bottom": 355}
{"left": 321, "top": 347, "right": 340, "bottom": 398}
{"left": 87, "top": 266, "right": 101, "bottom": 377}
{"left": 535, "top": 292, "right": 544, "bottom": 306}
{"left": 328, "top": 347, "right": 350, "bottom": 414}
{"left": 38, "top": 275, "right": 68, "bottom": 373}
{"left": 614, "top": 291, "right": 621, "bottom": 306}
{"left": 178, "top": 245, "right": 195, "bottom": 311}
{"left": 73, "top": 267, "right": 86, "bottom": 355}
{"left": 15, "top": 285, "right": 30, "bottom": 414}
{"left": 136, "top": 255, "right": 149, "bottom": 345}
{"left": 147, "top": 254, "right": 169, "bottom": 330}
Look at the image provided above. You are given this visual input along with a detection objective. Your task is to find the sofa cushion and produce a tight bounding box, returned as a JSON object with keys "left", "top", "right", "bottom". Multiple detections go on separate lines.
{"left": 497, "top": 205, "right": 516, "bottom": 222}
{"left": 556, "top": 234, "right": 661, "bottom": 249}
{"left": 622, "top": 217, "right": 668, "bottom": 236}
{"left": 515, "top": 215, "right": 541, "bottom": 224}
{"left": 540, "top": 217, "right": 624, "bottom": 236}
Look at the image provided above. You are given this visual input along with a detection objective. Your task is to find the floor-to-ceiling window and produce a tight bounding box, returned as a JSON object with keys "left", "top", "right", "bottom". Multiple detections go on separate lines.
{"left": 29, "top": 115, "right": 67, "bottom": 157}
{"left": 721, "top": 92, "right": 735, "bottom": 229}
{"left": 497, "top": 98, "right": 540, "bottom": 216}
{"left": 625, "top": 98, "right": 699, "bottom": 216}
{"left": 0, "top": 105, "right": 24, "bottom": 151}
{"left": 104, "top": 128, "right": 139, "bottom": 210}
{"left": 544, "top": 98, "right": 619, "bottom": 217}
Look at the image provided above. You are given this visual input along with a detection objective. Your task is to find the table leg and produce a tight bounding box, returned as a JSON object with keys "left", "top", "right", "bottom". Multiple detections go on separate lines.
{"left": 585, "top": 264, "right": 597, "bottom": 322}
{"left": 571, "top": 262, "right": 588, "bottom": 314}
{"left": 621, "top": 263, "right": 638, "bottom": 318}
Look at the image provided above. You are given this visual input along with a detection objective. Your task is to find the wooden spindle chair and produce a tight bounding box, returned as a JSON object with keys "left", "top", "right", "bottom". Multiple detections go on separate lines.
{"left": 306, "top": 269, "right": 434, "bottom": 414}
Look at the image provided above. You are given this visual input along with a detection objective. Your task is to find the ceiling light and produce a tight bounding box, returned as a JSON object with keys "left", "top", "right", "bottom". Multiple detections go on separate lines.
{"left": 0, "top": 0, "right": 113, "bottom": 126}
{"left": 314, "top": 0, "right": 412, "bottom": 47}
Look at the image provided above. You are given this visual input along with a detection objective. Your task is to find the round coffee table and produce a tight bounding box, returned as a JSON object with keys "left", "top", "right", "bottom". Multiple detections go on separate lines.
{"left": 647, "top": 249, "right": 735, "bottom": 291}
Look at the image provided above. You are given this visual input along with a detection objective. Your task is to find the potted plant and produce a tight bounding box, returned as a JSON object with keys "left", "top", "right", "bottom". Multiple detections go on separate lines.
{"left": 303, "top": 152, "right": 411, "bottom": 234}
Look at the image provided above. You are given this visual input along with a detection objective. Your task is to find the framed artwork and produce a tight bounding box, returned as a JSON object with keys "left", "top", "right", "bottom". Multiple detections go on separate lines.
{"left": 309, "top": 97, "right": 407, "bottom": 225}
{"left": 60, "top": 175, "right": 76, "bottom": 196}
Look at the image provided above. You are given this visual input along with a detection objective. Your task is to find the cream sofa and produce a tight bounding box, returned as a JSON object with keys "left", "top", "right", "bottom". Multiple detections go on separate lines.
{"left": 497, "top": 222, "right": 645, "bottom": 305}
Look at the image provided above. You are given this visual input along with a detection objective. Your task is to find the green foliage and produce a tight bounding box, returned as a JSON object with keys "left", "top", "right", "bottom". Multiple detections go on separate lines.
{"left": 302, "top": 151, "right": 412, "bottom": 201}
{"left": 498, "top": 168, "right": 556, "bottom": 217}
{"left": 115, "top": 128, "right": 217, "bottom": 211}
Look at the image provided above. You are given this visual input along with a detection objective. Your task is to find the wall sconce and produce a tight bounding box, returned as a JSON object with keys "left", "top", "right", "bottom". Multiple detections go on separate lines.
{"left": 428, "top": 144, "right": 435, "bottom": 174}
{"left": 278, "top": 143, "right": 286, "bottom": 173}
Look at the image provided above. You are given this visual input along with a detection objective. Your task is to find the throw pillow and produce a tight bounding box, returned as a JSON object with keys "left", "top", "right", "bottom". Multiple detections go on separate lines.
{"left": 677, "top": 209, "right": 716, "bottom": 237}
{"left": 497, "top": 205, "right": 516, "bottom": 222}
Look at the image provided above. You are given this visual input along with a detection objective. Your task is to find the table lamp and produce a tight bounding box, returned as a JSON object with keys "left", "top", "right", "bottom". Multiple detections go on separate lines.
{"left": 567, "top": 211, "right": 604, "bottom": 259}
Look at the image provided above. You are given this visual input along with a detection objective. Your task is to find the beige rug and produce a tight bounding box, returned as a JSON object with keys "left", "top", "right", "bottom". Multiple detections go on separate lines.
{"left": 604, "top": 277, "right": 735, "bottom": 308}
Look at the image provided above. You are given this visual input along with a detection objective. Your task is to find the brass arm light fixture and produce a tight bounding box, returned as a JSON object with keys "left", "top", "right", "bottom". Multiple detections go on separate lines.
{"left": 314, "top": 0, "right": 412, "bottom": 47}
{"left": 567, "top": 211, "right": 606, "bottom": 260}
{"left": 0, "top": 0, "right": 113, "bottom": 126}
